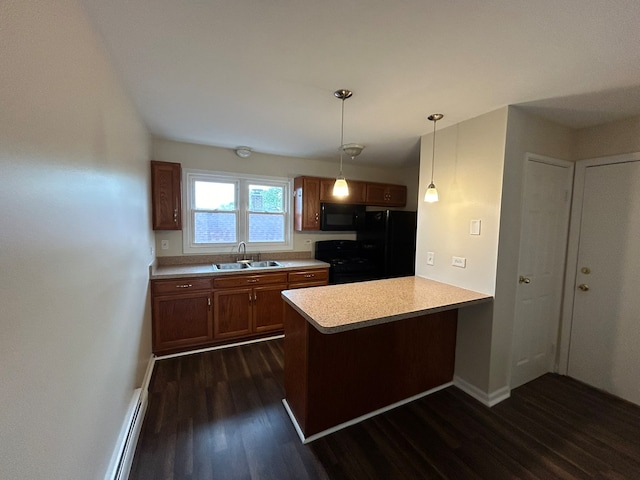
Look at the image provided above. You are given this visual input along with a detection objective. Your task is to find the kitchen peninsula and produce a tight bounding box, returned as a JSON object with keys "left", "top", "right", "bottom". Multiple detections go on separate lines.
{"left": 281, "top": 276, "right": 492, "bottom": 442}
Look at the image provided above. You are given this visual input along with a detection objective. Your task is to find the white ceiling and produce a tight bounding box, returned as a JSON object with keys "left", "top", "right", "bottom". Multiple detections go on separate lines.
{"left": 81, "top": 0, "right": 640, "bottom": 167}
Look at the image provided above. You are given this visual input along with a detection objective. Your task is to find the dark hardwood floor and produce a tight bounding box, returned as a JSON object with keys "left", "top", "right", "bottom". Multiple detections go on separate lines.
{"left": 129, "top": 339, "right": 640, "bottom": 479}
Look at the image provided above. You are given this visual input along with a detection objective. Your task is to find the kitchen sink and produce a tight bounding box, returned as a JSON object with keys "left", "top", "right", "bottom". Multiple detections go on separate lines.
{"left": 212, "top": 260, "right": 282, "bottom": 270}
{"left": 213, "top": 262, "right": 250, "bottom": 270}
{"left": 248, "top": 260, "right": 282, "bottom": 268}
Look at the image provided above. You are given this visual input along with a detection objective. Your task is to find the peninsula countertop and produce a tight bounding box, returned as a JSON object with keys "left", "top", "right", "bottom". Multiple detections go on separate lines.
{"left": 281, "top": 276, "right": 492, "bottom": 334}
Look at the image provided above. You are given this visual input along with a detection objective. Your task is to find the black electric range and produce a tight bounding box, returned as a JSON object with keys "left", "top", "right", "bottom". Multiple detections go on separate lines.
{"left": 314, "top": 240, "right": 380, "bottom": 284}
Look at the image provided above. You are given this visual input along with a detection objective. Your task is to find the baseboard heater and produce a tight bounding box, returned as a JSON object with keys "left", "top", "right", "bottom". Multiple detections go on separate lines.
{"left": 107, "top": 388, "right": 147, "bottom": 480}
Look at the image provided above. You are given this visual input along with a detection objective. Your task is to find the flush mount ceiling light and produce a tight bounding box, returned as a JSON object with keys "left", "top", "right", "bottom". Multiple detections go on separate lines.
{"left": 235, "top": 146, "right": 252, "bottom": 158}
{"left": 424, "top": 113, "right": 443, "bottom": 203}
{"left": 333, "top": 89, "right": 364, "bottom": 197}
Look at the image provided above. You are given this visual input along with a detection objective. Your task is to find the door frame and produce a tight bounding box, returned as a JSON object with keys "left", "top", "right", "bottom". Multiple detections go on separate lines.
{"left": 558, "top": 151, "right": 640, "bottom": 374}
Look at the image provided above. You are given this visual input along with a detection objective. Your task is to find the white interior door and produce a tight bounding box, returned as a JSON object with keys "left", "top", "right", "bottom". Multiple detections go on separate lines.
{"left": 510, "top": 154, "right": 573, "bottom": 389}
{"left": 567, "top": 159, "right": 640, "bottom": 405}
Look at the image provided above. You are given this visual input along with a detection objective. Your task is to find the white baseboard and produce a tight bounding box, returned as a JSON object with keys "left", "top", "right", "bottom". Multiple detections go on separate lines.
{"left": 453, "top": 376, "right": 510, "bottom": 407}
{"left": 104, "top": 354, "right": 154, "bottom": 480}
{"left": 283, "top": 381, "right": 454, "bottom": 444}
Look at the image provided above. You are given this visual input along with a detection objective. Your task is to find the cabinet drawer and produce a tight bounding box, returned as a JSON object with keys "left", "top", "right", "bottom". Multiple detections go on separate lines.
{"left": 152, "top": 277, "right": 212, "bottom": 295}
{"left": 213, "top": 272, "right": 288, "bottom": 288}
{"left": 288, "top": 269, "right": 329, "bottom": 284}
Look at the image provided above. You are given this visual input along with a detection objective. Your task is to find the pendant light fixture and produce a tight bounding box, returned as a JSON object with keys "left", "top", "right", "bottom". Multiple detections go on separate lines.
{"left": 333, "top": 89, "right": 364, "bottom": 197}
{"left": 424, "top": 113, "right": 443, "bottom": 203}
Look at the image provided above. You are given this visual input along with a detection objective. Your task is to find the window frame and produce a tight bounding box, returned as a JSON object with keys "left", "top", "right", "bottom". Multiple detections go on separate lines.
{"left": 182, "top": 169, "right": 293, "bottom": 254}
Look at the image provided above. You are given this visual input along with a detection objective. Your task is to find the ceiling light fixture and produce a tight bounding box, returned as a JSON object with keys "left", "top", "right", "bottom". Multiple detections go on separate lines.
{"left": 235, "top": 146, "right": 252, "bottom": 158}
{"left": 333, "top": 89, "right": 364, "bottom": 197}
{"left": 424, "top": 113, "right": 443, "bottom": 203}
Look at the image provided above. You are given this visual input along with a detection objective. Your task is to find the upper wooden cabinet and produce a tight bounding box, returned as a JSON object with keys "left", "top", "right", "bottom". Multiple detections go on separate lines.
{"left": 319, "top": 178, "right": 367, "bottom": 204}
{"left": 294, "top": 176, "right": 321, "bottom": 231}
{"left": 365, "top": 182, "right": 407, "bottom": 207}
{"left": 295, "top": 176, "right": 407, "bottom": 230}
{"left": 151, "top": 160, "right": 182, "bottom": 230}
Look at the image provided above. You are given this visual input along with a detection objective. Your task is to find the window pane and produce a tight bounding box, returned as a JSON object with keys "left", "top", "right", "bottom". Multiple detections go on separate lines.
{"left": 194, "top": 212, "right": 236, "bottom": 243}
{"left": 195, "top": 181, "right": 235, "bottom": 210}
{"left": 248, "top": 185, "right": 283, "bottom": 212}
{"left": 248, "top": 213, "right": 284, "bottom": 242}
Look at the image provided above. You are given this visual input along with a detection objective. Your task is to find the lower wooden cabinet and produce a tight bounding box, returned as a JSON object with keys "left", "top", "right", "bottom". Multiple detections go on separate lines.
{"left": 151, "top": 277, "right": 213, "bottom": 354}
{"left": 151, "top": 267, "right": 329, "bottom": 354}
{"left": 213, "top": 272, "right": 288, "bottom": 339}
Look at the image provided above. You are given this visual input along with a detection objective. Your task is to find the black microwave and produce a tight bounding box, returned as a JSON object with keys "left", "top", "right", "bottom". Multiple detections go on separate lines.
{"left": 320, "top": 203, "right": 366, "bottom": 231}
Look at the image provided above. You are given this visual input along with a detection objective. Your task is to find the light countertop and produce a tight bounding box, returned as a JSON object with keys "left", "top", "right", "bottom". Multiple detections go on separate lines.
{"left": 281, "top": 276, "right": 492, "bottom": 334}
{"left": 151, "top": 259, "right": 329, "bottom": 280}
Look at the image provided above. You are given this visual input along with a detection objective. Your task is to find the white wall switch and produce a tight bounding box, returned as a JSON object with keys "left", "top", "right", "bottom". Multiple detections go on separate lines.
{"left": 452, "top": 256, "right": 466, "bottom": 268}
{"left": 427, "top": 251, "right": 435, "bottom": 266}
{"left": 470, "top": 219, "right": 481, "bottom": 235}
{"left": 161, "top": 239, "right": 169, "bottom": 250}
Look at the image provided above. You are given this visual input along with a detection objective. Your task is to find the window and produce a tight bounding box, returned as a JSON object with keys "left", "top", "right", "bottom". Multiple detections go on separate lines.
{"left": 183, "top": 170, "right": 292, "bottom": 253}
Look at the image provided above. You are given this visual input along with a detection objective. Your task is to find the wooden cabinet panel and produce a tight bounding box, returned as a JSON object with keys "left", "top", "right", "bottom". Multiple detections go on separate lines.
{"left": 294, "top": 177, "right": 321, "bottom": 231}
{"left": 151, "top": 160, "right": 182, "bottom": 230}
{"left": 213, "top": 272, "right": 287, "bottom": 289}
{"left": 319, "top": 179, "right": 367, "bottom": 204}
{"left": 152, "top": 291, "right": 212, "bottom": 353}
{"left": 288, "top": 269, "right": 329, "bottom": 285}
{"left": 253, "top": 283, "right": 288, "bottom": 333}
{"left": 152, "top": 277, "right": 212, "bottom": 295}
{"left": 365, "top": 183, "right": 407, "bottom": 207}
{"left": 214, "top": 288, "right": 252, "bottom": 339}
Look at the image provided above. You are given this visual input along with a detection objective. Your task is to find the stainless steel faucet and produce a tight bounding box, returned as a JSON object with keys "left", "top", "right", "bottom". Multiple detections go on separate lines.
{"left": 237, "top": 241, "right": 247, "bottom": 261}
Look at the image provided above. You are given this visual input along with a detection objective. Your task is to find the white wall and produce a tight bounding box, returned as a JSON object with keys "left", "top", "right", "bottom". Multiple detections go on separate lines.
{"left": 416, "top": 108, "right": 508, "bottom": 393}
{"left": 152, "top": 137, "right": 420, "bottom": 256}
{"left": 575, "top": 115, "right": 640, "bottom": 159}
{"left": 0, "top": 1, "right": 152, "bottom": 479}
{"left": 491, "top": 107, "right": 575, "bottom": 392}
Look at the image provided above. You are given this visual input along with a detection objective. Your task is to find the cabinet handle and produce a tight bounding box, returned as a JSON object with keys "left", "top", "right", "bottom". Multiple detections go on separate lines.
{"left": 176, "top": 284, "right": 192, "bottom": 288}
{"left": 304, "top": 274, "right": 314, "bottom": 278}
{"left": 247, "top": 279, "right": 258, "bottom": 283}
{"left": 253, "top": 293, "right": 257, "bottom": 302}
{"left": 207, "top": 297, "right": 211, "bottom": 308}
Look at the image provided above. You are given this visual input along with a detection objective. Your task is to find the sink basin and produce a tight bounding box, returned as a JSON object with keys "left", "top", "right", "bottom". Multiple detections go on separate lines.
{"left": 213, "top": 262, "right": 250, "bottom": 270}
{"left": 248, "top": 260, "right": 282, "bottom": 268}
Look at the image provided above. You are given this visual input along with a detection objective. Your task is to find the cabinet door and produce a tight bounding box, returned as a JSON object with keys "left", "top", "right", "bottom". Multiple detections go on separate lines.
{"left": 365, "top": 183, "right": 407, "bottom": 207}
{"left": 385, "top": 185, "right": 407, "bottom": 206}
{"left": 151, "top": 160, "right": 182, "bottom": 230}
{"left": 319, "top": 179, "right": 367, "bottom": 204}
{"left": 214, "top": 288, "right": 252, "bottom": 339}
{"left": 152, "top": 292, "right": 212, "bottom": 353}
{"left": 294, "top": 177, "right": 320, "bottom": 231}
{"left": 253, "top": 283, "right": 288, "bottom": 333}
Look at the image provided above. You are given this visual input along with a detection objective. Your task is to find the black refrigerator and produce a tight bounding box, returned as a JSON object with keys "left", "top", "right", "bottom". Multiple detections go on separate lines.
{"left": 357, "top": 210, "right": 417, "bottom": 279}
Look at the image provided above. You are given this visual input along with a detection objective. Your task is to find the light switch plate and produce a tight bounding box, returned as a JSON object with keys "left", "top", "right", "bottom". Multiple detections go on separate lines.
{"left": 470, "top": 219, "right": 481, "bottom": 235}
{"left": 161, "top": 240, "right": 169, "bottom": 250}
{"left": 427, "top": 251, "right": 435, "bottom": 266}
{"left": 452, "top": 256, "right": 466, "bottom": 268}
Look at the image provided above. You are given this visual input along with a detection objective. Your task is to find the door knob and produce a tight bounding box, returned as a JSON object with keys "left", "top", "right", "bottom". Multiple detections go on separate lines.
{"left": 578, "top": 284, "right": 590, "bottom": 291}
{"left": 519, "top": 276, "right": 531, "bottom": 284}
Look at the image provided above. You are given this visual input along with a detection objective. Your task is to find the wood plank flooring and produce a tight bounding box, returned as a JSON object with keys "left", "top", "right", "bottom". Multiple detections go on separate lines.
{"left": 129, "top": 339, "right": 640, "bottom": 479}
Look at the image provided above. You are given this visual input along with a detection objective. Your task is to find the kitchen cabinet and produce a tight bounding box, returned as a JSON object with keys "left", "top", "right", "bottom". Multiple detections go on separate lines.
{"left": 319, "top": 178, "right": 367, "bottom": 204}
{"left": 288, "top": 268, "right": 329, "bottom": 289}
{"left": 151, "top": 277, "right": 212, "bottom": 354}
{"left": 151, "top": 160, "right": 182, "bottom": 230}
{"left": 365, "top": 183, "right": 407, "bottom": 207}
{"left": 295, "top": 176, "right": 407, "bottom": 231}
{"left": 294, "top": 176, "right": 321, "bottom": 231}
{"left": 213, "top": 272, "right": 288, "bottom": 339}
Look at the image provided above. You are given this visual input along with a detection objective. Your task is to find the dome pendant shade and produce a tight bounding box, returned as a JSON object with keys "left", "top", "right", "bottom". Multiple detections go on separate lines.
{"left": 333, "top": 176, "right": 349, "bottom": 197}
{"left": 424, "top": 183, "right": 439, "bottom": 203}
{"left": 341, "top": 143, "right": 365, "bottom": 158}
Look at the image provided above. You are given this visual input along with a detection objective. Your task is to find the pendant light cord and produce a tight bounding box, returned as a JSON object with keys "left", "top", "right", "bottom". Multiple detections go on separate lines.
{"left": 339, "top": 98, "right": 345, "bottom": 176}
{"left": 430, "top": 118, "right": 436, "bottom": 183}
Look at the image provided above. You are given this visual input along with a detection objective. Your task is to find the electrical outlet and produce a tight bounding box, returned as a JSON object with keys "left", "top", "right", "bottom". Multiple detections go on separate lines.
{"left": 452, "top": 256, "right": 466, "bottom": 268}
{"left": 304, "top": 239, "right": 312, "bottom": 245}
{"left": 161, "top": 240, "right": 169, "bottom": 250}
{"left": 426, "top": 251, "right": 435, "bottom": 266}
